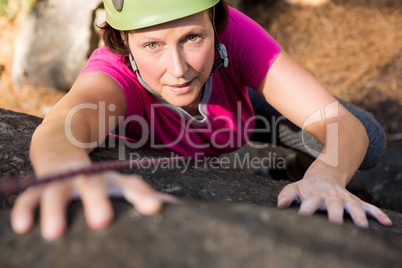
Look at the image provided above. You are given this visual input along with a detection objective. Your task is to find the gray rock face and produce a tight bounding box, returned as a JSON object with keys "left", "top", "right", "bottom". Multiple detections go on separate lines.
{"left": 12, "top": 0, "right": 103, "bottom": 91}
{"left": 0, "top": 108, "right": 401, "bottom": 267}
{"left": 1, "top": 201, "right": 401, "bottom": 268}
{"left": 348, "top": 148, "right": 402, "bottom": 213}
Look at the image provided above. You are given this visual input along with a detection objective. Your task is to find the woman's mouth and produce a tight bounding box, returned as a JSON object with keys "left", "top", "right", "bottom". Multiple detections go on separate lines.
{"left": 167, "top": 80, "right": 194, "bottom": 94}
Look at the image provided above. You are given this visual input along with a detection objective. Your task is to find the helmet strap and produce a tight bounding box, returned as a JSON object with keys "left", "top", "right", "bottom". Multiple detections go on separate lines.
{"left": 122, "top": 32, "right": 156, "bottom": 93}
{"left": 128, "top": 54, "right": 158, "bottom": 93}
{"left": 210, "top": 6, "right": 229, "bottom": 74}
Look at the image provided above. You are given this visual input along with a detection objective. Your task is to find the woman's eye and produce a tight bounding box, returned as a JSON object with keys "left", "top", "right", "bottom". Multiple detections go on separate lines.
{"left": 188, "top": 35, "right": 199, "bottom": 42}
{"left": 146, "top": 43, "right": 157, "bottom": 49}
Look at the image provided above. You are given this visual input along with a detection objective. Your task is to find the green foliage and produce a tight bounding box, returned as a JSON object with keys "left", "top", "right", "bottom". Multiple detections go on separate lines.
{"left": 0, "top": 0, "right": 36, "bottom": 21}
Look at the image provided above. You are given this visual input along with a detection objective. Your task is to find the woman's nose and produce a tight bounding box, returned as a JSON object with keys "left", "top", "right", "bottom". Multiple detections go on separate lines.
{"left": 167, "top": 47, "right": 188, "bottom": 78}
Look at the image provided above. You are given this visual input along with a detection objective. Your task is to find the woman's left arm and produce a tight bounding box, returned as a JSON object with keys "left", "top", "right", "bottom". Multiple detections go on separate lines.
{"left": 257, "top": 51, "right": 392, "bottom": 227}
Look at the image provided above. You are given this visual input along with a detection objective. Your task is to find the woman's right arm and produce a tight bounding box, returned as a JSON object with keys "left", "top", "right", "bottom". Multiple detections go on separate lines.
{"left": 11, "top": 72, "right": 169, "bottom": 240}
{"left": 30, "top": 71, "right": 127, "bottom": 176}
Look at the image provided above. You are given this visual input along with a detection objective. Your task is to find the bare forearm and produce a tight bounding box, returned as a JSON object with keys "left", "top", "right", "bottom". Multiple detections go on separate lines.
{"left": 30, "top": 117, "right": 96, "bottom": 177}
{"left": 308, "top": 111, "right": 369, "bottom": 186}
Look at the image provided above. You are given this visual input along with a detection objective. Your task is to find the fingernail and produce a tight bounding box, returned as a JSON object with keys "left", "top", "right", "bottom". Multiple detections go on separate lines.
{"left": 357, "top": 221, "right": 369, "bottom": 229}
{"left": 145, "top": 196, "right": 160, "bottom": 207}
{"left": 90, "top": 207, "right": 112, "bottom": 229}
{"left": 42, "top": 219, "right": 61, "bottom": 240}
{"left": 384, "top": 217, "right": 393, "bottom": 225}
{"left": 12, "top": 215, "right": 29, "bottom": 234}
{"left": 92, "top": 207, "right": 108, "bottom": 221}
{"left": 277, "top": 197, "right": 286, "bottom": 207}
{"left": 141, "top": 197, "right": 162, "bottom": 215}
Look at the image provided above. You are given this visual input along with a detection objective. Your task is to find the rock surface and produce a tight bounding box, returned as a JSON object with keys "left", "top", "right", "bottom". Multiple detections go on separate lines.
{"left": 12, "top": 0, "right": 103, "bottom": 91}
{"left": 0, "top": 108, "right": 401, "bottom": 267}
{"left": 348, "top": 148, "right": 402, "bottom": 213}
{"left": 1, "top": 201, "right": 401, "bottom": 268}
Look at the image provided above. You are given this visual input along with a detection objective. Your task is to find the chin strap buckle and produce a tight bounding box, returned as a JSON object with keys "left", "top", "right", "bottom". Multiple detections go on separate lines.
{"left": 217, "top": 43, "right": 229, "bottom": 68}
{"left": 211, "top": 43, "right": 229, "bottom": 74}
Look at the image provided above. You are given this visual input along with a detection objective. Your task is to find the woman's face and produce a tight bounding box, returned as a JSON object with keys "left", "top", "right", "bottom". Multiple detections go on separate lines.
{"left": 128, "top": 11, "right": 215, "bottom": 111}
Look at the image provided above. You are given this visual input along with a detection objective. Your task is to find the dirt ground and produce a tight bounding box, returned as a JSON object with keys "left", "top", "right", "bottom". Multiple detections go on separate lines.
{"left": 0, "top": 0, "right": 401, "bottom": 146}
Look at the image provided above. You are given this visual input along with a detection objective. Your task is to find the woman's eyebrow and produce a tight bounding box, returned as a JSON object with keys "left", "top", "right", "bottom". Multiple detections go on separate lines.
{"left": 133, "top": 26, "right": 208, "bottom": 44}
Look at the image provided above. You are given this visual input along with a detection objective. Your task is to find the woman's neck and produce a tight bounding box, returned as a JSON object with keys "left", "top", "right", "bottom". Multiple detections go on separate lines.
{"left": 181, "top": 86, "right": 204, "bottom": 117}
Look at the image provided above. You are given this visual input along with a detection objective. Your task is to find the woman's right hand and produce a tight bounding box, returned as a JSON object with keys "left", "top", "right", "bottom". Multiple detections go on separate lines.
{"left": 10, "top": 171, "right": 177, "bottom": 240}
{"left": 10, "top": 71, "right": 166, "bottom": 240}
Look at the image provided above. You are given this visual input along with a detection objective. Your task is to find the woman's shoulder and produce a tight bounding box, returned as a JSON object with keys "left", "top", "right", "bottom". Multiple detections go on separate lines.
{"left": 82, "top": 46, "right": 136, "bottom": 81}
{"left": 87, "top": 46, "right": 126, "bottom": 67}
{"left": 224, "top": 7, "right": 275, "bottom": 39}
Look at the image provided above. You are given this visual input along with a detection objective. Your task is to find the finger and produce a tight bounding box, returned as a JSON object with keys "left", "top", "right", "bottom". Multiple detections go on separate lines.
{"left": 40, "top": 182, "right": 73, "bottom": 240}
{"left": 299, "top": 197, "right": 323, "bottom": 216}
{"left": 362, "top": 203, "right": 392, "bottom": 227}
{"left": 277, "top": 183, "right": 300, "bottom": 209}
{"left": 115, "top": 175, "right": 165, "bottom": 215}
{"left": 344, "top": 202, "right": 369, "bottom": 228}
{"left": 76, "top": 175, "right": 114, "bottom": 230}
{"left": 11, "top": 186, "right": 44, "bottom": 234}
{"left": 325, "top": 197, "right": 344, "bottom": 225}
{"left": 106, "top": 180, "right": 181, "bottom": 205}
{"left": 157, "top": 193, "right": 182, "bottom": 204}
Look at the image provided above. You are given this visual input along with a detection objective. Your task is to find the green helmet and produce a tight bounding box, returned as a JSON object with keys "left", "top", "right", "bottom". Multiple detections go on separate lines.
{"left": 104, "top": 0, "right": 220, "bottom": 31}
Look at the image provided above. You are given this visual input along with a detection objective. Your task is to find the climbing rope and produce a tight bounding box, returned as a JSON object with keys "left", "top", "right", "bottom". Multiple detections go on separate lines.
{"left": 0, "top": 156, "right": 192, "bottom": 200}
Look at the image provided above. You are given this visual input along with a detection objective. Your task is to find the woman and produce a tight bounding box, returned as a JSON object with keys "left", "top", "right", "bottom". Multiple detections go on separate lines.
{"left": 11, "top": 0, "right": 392, "bottom": 240}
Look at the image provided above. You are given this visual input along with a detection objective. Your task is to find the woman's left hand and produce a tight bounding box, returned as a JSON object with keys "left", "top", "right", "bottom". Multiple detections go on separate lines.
{"left": 277, "top": 165, "right": 393, "bottom": 228}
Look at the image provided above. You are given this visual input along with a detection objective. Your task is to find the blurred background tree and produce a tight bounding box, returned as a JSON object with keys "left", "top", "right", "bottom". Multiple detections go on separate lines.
{"left": 0, "top": 0, "right": 35, "bottom": 20}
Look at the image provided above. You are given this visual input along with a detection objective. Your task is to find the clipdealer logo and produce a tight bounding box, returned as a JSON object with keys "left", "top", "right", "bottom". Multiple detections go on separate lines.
{"left": 63, "top": 100, "right": 339, "bottom": 167}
